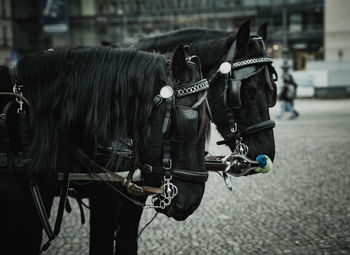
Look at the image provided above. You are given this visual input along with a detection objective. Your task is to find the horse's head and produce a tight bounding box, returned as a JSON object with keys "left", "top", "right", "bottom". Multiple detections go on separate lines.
{"left": 141, "top": 45, "right": 210, "bottom": 220}
{"left": 133, "top": 21, "right": 277, "bottom": 173}
{"left": 206, "top": 20, "right": 277, "bottom": 163}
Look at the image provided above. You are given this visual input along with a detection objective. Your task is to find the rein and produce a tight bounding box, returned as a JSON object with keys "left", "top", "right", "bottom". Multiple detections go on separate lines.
{"left": 74, "top": 146, "right": 163, "bottom": 196}
{"left": 0, "top": 92, "right": 30, "bottom": 106}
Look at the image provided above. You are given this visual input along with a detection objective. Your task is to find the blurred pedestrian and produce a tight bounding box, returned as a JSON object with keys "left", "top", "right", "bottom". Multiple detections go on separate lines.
{"left": 277, "top": 73, "right": 298, "bottom": 120}
{"left": 288, "top": 73, "right": 299, "bottom": 117}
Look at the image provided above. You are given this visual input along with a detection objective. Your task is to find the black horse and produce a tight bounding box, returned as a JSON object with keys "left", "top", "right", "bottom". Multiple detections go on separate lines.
{"left": 0, "top": 45, "right": 210, "bottom": 254}
{"left": 97, "top": 20, "right": 276, "bottom": 254}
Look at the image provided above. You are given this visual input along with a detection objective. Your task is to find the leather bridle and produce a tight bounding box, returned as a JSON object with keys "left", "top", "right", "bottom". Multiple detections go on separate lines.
{"left": 71, "top": 61, "right": 210, "bottom": 209}
{"left": 137, "top": 63, "right": 210, "bottom": 209}
{"left": 204, "top": 37, "right": 278, "bottom": 181}
{"left": 208, "top": 37, "right": 277, "bottom": 153}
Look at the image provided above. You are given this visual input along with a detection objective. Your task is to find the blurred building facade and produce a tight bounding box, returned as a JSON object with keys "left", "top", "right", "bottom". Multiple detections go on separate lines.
{"left": 2, "top": 0, "right": 325, "bottom": 71}
{"left": 289, "top": 0, "right": 350, "bottom": 98}
{"left": 68, "top": 0, "right": 324, "bottom": 71}
{"left": 324, "top": 0, "right": 350, "bottom": 61}
{"left": 0, "top": 0, "right": 13, "bottom": 65}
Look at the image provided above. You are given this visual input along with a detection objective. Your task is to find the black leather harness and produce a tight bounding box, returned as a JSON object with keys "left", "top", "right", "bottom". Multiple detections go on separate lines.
{"left": 209, "top": 38, "right": 277, "bottom": 147}
{"left": 0, "top": 55, "right": 211, "bottom": 251}
{"left": 0, "top": 90, "right": 71, "bottom": 252}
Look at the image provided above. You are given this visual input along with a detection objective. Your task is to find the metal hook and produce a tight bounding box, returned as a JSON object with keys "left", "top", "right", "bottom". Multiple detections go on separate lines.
{"left": 234, "top": 138, "right": 249, "bottom": 156}
{"left": 230, "top": 122, "right": 237, "bottom": 133}
{"left": 13, "top": 84, "right": 25, "bottom": 114}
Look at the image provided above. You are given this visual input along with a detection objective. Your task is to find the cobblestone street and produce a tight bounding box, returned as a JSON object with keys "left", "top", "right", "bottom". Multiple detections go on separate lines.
{"left": 45, "top": 99, "right": 350, "bottom": 255}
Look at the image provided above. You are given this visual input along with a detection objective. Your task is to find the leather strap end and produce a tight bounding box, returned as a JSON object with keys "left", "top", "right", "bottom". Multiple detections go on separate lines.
{"left": 142, "top": 186, "right": 163, "bottom": 194}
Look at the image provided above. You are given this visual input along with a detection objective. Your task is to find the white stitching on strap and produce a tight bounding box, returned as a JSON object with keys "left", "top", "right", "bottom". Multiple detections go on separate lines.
{"left": 231, "top": 57, "right": 273, "bottom": 69}
{"left": 175, "top": 79, "right": 209, "bottom": 97}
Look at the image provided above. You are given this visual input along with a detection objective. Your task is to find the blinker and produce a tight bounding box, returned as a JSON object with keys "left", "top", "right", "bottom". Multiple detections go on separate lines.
{"left": 264, "top": 66, "right": 273, "bottom": 91}
{"left": 160, "top": 86, "right": 174, "bottom": 99}
{"left": 228, "top": 79, "right": 241, "bottom": 109}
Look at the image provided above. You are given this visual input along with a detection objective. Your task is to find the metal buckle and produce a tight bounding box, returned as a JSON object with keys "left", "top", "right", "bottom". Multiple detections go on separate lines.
{"left": 163, "top": 158, "right": 172, "bottom": 170}
{"left": 13, "top": 84, "right": 25, "bottom": 114}
{"left": 234, "top": 138, "right": 249, "bottom": 156}
{"left": 158, "top": 176, "right": 178, "bottom": 209}
{"left": 145, "top": 176, "right": 178, "bottom": 210}
{"left": 230, "top": 122, "right": 238, "bottom": 133}
{"left": 143, "top": 163, "right": 152, "bottom": 174}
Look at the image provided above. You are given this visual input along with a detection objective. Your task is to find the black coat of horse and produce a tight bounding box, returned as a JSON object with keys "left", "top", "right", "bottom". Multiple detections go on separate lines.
{"left": 0, "top": 45, "right": 210, "bottom": 254}
{"left": 102, "top": 20, "right": 277, "bottom": 254}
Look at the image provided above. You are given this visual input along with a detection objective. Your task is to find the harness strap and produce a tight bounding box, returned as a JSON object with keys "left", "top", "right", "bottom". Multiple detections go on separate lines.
{"left": 162, "top": 97, "right": 173, "bottom": 176}
{"left": 67, "top": 189, "right": 86, "bottom": 225}
{"left": 172, "top": 169, "right": 208, "bottom": 182}
{"left": 222, "top": 40, "right": 240, "bottom": 137}
{"left": 53, "top": 173, "right": 70, "bottom": 236}
{"left": 139, "top": 165, "right": 208, "bottom": 183}
{"left": 225, "top": 109, "right": 237, "bottom": 133}
{"left": 29, "top": 180, "right": 54, "bottom": 247}
{"left": 191, "top": 90, "right": 207, "bottom": 109}
{"left": 0, "top": 101, "right": 14, "bottom": 171}
{"left": 242, "top": 120, "right": 275, "bottom": 136}
{"left": 18, "top": 111, "right": 32, "bottom": 167}
{"left": 216, "top": 120, "right": 276, "bottom": 146}
{"left": 1, "top": 90, "right": 74, "bottom": 252}
{"left": 0, "top": 92, "right": 30, "bottom": 105}
{"left": 205, "top": 98, "right": 213, "bottom": 121}
{"left": 71, "top": 147, "right": 149, "bottom": 207}
{"left": 40, "top": 173, "right": 71, "bottom": 252}
{"left": 72, "top": 148, "right": 163, "bottom": 196}
{"left": 1, "top": 101, "right": 14, "bottom": 116}
{"left": 223, "top": 79, "right": 241, "bottom": 110}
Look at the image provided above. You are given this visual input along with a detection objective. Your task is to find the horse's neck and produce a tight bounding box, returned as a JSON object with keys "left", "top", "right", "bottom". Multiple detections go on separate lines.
{"left": 136, "top": 29, "right": 208, "bottom": 51}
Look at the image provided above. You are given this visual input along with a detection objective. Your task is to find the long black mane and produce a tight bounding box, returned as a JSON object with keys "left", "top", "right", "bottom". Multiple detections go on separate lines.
{"left": 12, "top": 47, "right": 170, "bottom": 173}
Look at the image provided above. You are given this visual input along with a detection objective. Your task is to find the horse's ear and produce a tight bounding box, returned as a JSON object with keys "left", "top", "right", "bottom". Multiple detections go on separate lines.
{"left": 236, "top": 20, "right": 250, "bottom": 49}
{"left": 257, "top": 23, "right": 268, "bottom": 42}
{"left": 183, "top": 45, "right": 190, "bottom": 58}
{"left": 171, "top": 44, "right": 187, "bottom": 79}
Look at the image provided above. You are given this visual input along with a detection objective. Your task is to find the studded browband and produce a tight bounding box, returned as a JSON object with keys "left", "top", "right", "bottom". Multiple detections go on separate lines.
{"left": 174, "top": 79, "right": 209, "bottom": 97}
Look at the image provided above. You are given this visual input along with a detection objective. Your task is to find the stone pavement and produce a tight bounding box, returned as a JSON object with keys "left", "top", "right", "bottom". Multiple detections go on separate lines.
{"left": 44, "top": 99, "right": 350, "bottom": 255}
